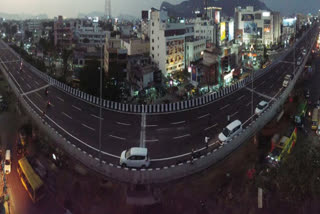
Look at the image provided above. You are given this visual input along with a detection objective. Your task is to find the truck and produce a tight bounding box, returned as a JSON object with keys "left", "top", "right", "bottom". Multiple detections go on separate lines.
{"left": 266, "top": 127, "right": 297, "bottom": 166}
{"left": 294, "top": 101, "right": 307, "bottom": 127}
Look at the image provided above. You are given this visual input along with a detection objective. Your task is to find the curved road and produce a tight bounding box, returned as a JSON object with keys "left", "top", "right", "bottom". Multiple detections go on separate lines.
{"left": 0, "top": 26, "right": 317, "bottom": 168}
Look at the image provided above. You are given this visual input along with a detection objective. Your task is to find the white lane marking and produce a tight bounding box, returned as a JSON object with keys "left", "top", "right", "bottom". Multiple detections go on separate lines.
{"left": 269, "top": 84, "right": 274, "bottom": 89}
{"left": 116, "top": 122, "right": 131, "bottom": 126}
{"left": 230, "top": 111, "right": 239, "bottom": 118}
{"left": 197, "top": 113, "right": 210, "bottom": 119}
{"left": 140, "top": 113, "right": 146, "bottom": 147}
{"left": 21, "top": 84, "right": 50, "bottom": 96}
{"left": 57, "top": 96, "right": 64, "bottom": 102}
{"left": 204, "top": 123, "right": 218, "bottom": 131}
{"left": 246, "top": 102, "right": 252, "bottom": 107}
{"left": 35, "top": 81, "right": 40, "bottom": 85}
{"left": 91, "top": 114, "right": 104, "bottom": 120}
{"left": 72, "top": 105, "right": 82, "bottom": 111}
{"left": 27, "top": 83, "right": 31, "bottom": 89}
{"left": 109, "top": 135, "right": 126, "bottom": 141}
{"left": 27, "top": 74, "right": 32, "bottom": 79}
{"left": 171, "top": 121, "right": 185, "bottom": 125}
{"left": 21, "top": 77, "right": 25, "bottom": 81}
{"left": 36, "top": 92, "right": 42, "bottom": 98}
{"left": 49, "top": 103, "right": 55, "bottom": 107}
{"left": 62, "top": 112, "right": 72, "bottom": 119}
{"left": 220, "top": 104, "right": 230, "bottom": 110}
{"left": 82, "top": 123, "right": 95, "bottom": 131}
{"left": 144, "top": 139, "right": 159, "bottom": 142}
{"left": 259, "top": 81, "right": 266, "bottom": 86}
{"left": 146, "top": 124, "right": 158, "bottom": 127}
{"left": 173, "top": 134, "right": 191, "bottom": 139}
{"left": 236, "top": 95, "right": 245, "bottom": 101}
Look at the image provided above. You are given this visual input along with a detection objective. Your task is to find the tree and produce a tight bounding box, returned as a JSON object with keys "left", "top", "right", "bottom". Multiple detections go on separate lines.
{"left": 61, "top": 49, "right": 73, "bottom": 80}
{"left": 79, "top": 60, "right": 102, "bottom": 96}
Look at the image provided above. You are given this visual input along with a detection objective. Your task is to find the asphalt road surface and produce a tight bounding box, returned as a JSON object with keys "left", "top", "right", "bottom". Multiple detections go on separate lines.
{"left": 0, "top": 25, "right": 318, "bottom": 168}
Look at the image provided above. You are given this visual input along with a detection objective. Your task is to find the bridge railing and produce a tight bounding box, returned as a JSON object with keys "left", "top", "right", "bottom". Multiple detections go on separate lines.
{"left": 2, "top": 28, "right": 308, "bottom": 114}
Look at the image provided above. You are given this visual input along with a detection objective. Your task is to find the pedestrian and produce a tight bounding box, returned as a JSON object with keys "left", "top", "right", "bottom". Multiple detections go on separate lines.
{"left": 205, "top": 136, "right": 209, "bottom": 150}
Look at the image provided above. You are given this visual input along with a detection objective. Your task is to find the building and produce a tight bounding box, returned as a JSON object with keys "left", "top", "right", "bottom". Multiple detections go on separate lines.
{"left": 127, "top": 55, "right": 155, "bottom": 94}
{"left": 54, "top": 16, "right": 73, "bottom": 48}
{"left": 234, "top": 6, "right": 281, "bottom": 47}
{"left": 150, "top": 9, "right": 186, "bottom": 77}
{"left": 25, "top": 19, "right": 42, "bottom": 32}
{"left": 282, "top": 17, "right": 297, "bottom": 46}
{"left": 75, "top": 18, "right": 108, "bottom": 46}
{"left": 122, "top": 38, "right": 149, "bottom": 56}
{"left": 104, "top": 33, "right": 128, "bottom": 75}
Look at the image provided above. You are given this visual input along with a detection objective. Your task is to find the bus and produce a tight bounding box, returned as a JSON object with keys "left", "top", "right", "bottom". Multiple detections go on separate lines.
{"left": 312, "top": 108, "right": 318, "bottom": 130}
{"left": 17, "top": 157, "right": 45, "bottom": 203}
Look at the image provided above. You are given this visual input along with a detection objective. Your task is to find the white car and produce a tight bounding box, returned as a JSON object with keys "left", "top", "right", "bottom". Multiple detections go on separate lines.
{"left": 296, "top": 57, "right": 302, "bottom": 66}
{"left": 255, "top": 101, "right": 269, "bottom": 115}
{"left": 218, "top": 120, "right": 243, "bottom": 143}
{"left": 0, "top": 95, "right": 3, "bottom": 103}
{"left": 120, "top": 147, "right": 150, "bottom": 168}
{"left": 282, "top": 74, "right": 292, "bottom": 87}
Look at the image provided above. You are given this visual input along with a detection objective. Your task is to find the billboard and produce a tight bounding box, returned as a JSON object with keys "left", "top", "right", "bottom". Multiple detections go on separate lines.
{"left": 244, "top": 22, "right": 257, "bottom": 34}
{"left": 235, "top": 29, "right": 243, "bottom": 41}
{"left": 220, "top": 22, "right": 226, "bottom": 41}
{"left": 242, "top": 14, "right": 254, "bottom": 21}
{"left": 215, "top": 11, "right": 220, "bottom": 24}
{"left": 283, "top": 18, "right": 296, "bottom": 27}
{"left": 228, "top": 21, "right": 234, "bottom": 41}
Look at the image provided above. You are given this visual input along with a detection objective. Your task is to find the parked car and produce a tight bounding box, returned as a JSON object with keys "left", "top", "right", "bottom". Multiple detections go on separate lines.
{"left": 255, "top": 101, "right": 269, "bottom": 115}
{"left": 282, "top": 74, "right": 292, "bottom": 87}
{"left": 296, "top": 57, "right": 302, "bottom": 66}
{"left": 218, "top": 120, "right": 243, "bottom": 143}
{"left": 302, "top": 49, "right": 307, "bottom": 56}
{"left": 120, "top": 147, "right": 150, "bottom": 168}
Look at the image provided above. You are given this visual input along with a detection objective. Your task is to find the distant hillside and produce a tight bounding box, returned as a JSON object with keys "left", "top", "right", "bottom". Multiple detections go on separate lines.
{"left": 160, "top": 0, "right": 270, "bottom": 18}
{"left": 0, "top": 12, "right": 48, "bottom": 20}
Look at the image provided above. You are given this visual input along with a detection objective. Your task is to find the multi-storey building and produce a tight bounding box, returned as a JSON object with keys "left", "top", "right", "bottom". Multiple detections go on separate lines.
{"left": 54, "top": 16, "right": 73, "bottom": 48}
{"left": 234, "top": 6, "right": 281, "bottom": 47}
{"left": 104, "top": 33, "right": 127, "bottom": 75}
{"left": 75, "top": 18, "right": 108, "bottom": 46}
{"left": 150, "top": 9, "right": 186, "bottom": 77}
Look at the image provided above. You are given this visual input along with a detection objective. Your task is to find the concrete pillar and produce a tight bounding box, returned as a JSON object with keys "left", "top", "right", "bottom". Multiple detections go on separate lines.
{"left": 157, "top": 104, "right": 160, "bottom": 113}
{"left": 177, "top": 102, "right": 180, "bottom": 110}
{"left": 184, "top": 101, "right": 188, "bottom": 109}
{"left": 110, "top": 101, "right": 114, "bottom": 109}
{"left": 103, "top": 100, "right": 106, "bottom": 107}
{"left": 126, "top": 104, "right": 128, "bottom": 112}
{"left": 165, "top": 104, "right": 168, "bottom": 112}
{"left": 173, "top": 103, "right": 176, "bottom": 111}
{"left": 195, "top": 98, "right": 198, "bottom": 106}
{"left": 169, "top": 103, "right": 172, "bottom": 111}
{"left": 192, "top": 99, "right": 195, "bottom": 107}
{"left": 180, "top": 101, "right": 184, "bottom": 110}
{"left": 115, "top": 102, "right": 118, "bottom": 110}
{"left": 199, "top": 97, "right": 202, "bottom": 105}
{"left": 134, "top": 105, "right": 137, "bottom": 112}
{"left": 161, "top": 104, "right": 164, "bottom": 112}
{"left": 137, "top": 105, "right": 141, "bottom": 113}
{"left": 149, "top": 105, "right": 152, "bottom": 113}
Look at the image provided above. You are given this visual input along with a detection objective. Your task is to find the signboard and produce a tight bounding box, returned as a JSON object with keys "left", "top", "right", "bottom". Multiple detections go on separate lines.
{"left": 215, "top": 11, "right": 220, "bottom": 24}
{"left": 244, "top": 22, "right": 257, "bottom": 34}
{"left": 192, "top": 67, "right": 197, "bottom": 81}
{"left": 262, "top": 11, "right": 270, "bottom": 17}
{"left": 142, "top": 11, "right": 148, "bottom": 20}
{"left": 242, "top": 14, "right": 254, "bottom": 21}
{"left": 283, "top": 18, "right": 296, "bottom": 27}
{"left": 220, "top": 22, "right": 226, "bottom": 41}
{"left": 228, "top": 21, "right": 234, "bottom": 41}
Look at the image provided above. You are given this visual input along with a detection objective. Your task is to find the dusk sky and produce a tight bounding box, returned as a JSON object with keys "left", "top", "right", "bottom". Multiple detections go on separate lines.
{"left": 1, "top": 0, "right": 319, "bottom": 17}
{"left": 1, "top": 0, "right": 184, "bottom": 18}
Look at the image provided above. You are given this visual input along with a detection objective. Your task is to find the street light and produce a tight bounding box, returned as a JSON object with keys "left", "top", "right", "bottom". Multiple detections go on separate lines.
{"left": 98, "top": 36, "right": 103, "bottom": 163}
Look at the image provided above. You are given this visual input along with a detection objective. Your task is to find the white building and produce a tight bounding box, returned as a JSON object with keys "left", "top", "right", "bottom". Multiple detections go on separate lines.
{"left": 191, "top": 17, "right": 217, "bottom": 45}
{"left": 234, "top": 6, "right": 281, "bottom": 46}
{"left": 75, "top": 19, "right": 108, "bottom": 46}
{"left": 150, "top": 9, "right": 186, "bottom": 77}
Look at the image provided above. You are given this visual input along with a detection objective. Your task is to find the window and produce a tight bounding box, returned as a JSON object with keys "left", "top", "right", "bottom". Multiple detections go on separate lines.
{"left": 152, "top": 39, "right": 154, "bottom": 42}
{"left": 158, "top": 37, "right": 159, "bottom": 40}
{"left": 152, "top": 30, "right": 154, "bottom": 34}
{"left": 152, "top": 22, "right": 154, "bottom": 26}
{"left": 152, "top": 46, "right": 154, "bottom": 50}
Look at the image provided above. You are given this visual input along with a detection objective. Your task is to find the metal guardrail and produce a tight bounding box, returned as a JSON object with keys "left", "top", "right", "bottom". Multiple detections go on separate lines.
{"left": 0, "top": 29, "right": 308, "bottom": 114}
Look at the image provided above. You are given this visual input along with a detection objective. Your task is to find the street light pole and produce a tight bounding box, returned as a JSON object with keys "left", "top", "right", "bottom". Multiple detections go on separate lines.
{"left": 98, "top": 37, "right": 103, "bottom": 163}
